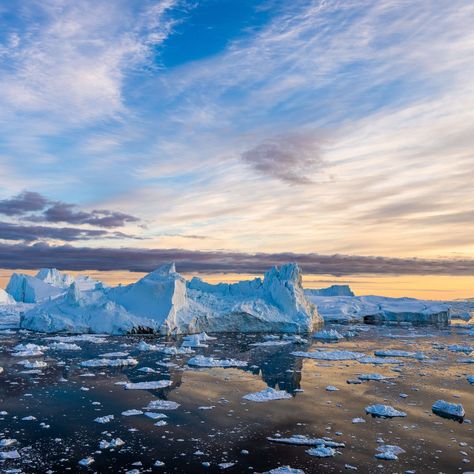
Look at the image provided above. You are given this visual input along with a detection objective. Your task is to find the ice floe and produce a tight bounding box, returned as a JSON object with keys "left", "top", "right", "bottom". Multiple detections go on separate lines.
{"left": 80, "top": 357, "right": 138, "bottom": 368}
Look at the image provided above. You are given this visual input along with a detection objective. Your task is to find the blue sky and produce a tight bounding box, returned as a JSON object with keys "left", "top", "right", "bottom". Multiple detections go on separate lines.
{"left": 0, "top": 0, "right": 473, "bottom": 275}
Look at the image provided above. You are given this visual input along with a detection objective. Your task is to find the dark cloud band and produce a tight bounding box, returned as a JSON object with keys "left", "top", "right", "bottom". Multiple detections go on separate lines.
{"left": 0, "top": 242, "right": 472, "bottom": 276}
{"left": 0, "top": 191, "right": 139, "bottom": 228}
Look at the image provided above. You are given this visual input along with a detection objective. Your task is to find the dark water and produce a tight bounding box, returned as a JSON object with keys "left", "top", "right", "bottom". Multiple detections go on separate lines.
{"left": 0, "top": 324, "right": 473, "bottom": 473}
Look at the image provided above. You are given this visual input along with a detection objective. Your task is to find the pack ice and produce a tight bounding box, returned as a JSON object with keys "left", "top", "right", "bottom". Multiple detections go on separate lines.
{"left": 20, "top": 263, "right": 321, "bottom": 335}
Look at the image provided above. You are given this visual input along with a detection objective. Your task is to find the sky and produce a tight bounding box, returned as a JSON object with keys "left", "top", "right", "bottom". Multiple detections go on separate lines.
{"left": 0, "top": 0, "right": 473, "bottom": 297}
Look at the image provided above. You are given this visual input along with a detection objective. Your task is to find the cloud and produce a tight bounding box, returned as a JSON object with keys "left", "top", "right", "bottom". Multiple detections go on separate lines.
{"left": 241, "top": 133, "right": 326, "bottom": 184}
{"left": 0, "top": 243, "right": 472, "bottom": 276}
{"left": 0, "top": 191, "right": 139, "bottom": 228}
{"left": 0, "top": 222, "right": 131, "bottom": 242}
{"left": 41, "top": 203, "right": 140, "bottom": 228}
{"left": 0, "top": 191, "right": 49, "bottom": 216}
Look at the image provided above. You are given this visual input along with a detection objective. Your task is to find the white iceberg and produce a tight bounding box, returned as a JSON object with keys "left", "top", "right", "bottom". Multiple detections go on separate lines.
{"left": 80, "top": 357, "right": 138, "bottom": 368}
{"left": 21, "top": 263, "right": 321, "bottom": 335}
{"left": 312, "top": 329, "right": 344, "bottom": 341}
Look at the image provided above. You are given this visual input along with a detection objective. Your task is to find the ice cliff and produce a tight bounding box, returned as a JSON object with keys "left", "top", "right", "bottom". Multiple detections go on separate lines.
{"left": 20, "top": 263, "right": 321, "bottom": 335}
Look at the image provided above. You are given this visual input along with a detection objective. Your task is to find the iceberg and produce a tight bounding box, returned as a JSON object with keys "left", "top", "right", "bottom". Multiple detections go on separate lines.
{"left": 306, "top": 294, "right": 450, "bottom": 324}
{"left": 306, "top": 285, "right": 354, "bottom": 297}
{"left": 21, "top": 262, "right": 321, "bottom": 335}
{"left": 0, "top": 288, "right": 15, "bottom": 305}
{"left": 365, "top": 404, "right": 407, "bottom": 418}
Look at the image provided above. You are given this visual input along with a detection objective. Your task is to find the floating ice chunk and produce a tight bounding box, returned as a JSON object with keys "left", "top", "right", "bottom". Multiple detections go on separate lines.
{"left": 0, "top": 439, "right": 16, "bottom": 447}
{"left": 0, "top": 450, "right": 20, "bottom": 460}
{"left": 432, "top": 400, "right": 465, "bottom": 421}
{"left": 154, "top": 460, "right": 165, "bottom": 467}
{"left": 267, "top": 435, "right": 343, "bottom": 447}
{"left": 243, "top": 387, "right": 292, "bottom": 402}
{"left": 467, "top": 375, "right": 474, "bottom": 384}
{"left": 154, "top": 420, "right": 167, "bottom": 426}
{"left": 282, "top": 335, "right": 308, "bottom": 344}
{"left": 48, "top": 342, "right": 81, "bottom": 351}
{"left": 125, "top": 380, "right": 172, "bottom": 390}
{"left": 99, "top": 351, "right": 129, "bottom": 357}
{"left": 144, "top": 412, "right": 167, "bottom": 420}
{"left": 292, "top": 350, "right": 365, "bottom": 361}
{"left": 12, "top": 343, "right": 47, "bottom": 357}
{"left": 375, "top": 451, "right": 398, "bottom": 460}
{"left": 365, "top": 404, "right": 407, "bottom": 418}
{"left": 136, "top": 341, "right": 164, "bottom": 351}
{"left": 218, "top": 462, "right": 236, "bottom": 469}
{"left": 263, "top": 467, "right": 305, "bottom": 474}
{"left": 78, "top": 456, "right": 94, "bottom": 466}
{"left": 326, "top": 386, "right": 339, "bottom": 391}
{"left": 22, "top": 415, "right": 37, "bottom": 421}
{"left": 144, "top": 400, "right": 180, "bottom": 410}
{"left": 306, "top": 446, "right": 335, "bottom": 457}
{"left": 352, "top": 418, "right": 366, "bottom": 424}
{"left": 122, "top": 409, "right": 143, "bottom": 416}
{"left": 94, "top": 415, "right": 114, "bottom": 423}
{"left": 17, "top": 359, "right": 47, "bottom": 369}
{"left": 374, "top": 350, "right": 426, "bottom": 359}
{"left": 80, "top": 357, "right": 138, "bottom": 368}
{"left": 49, "top": 334, "right": 107, "bottom": 343}
{"left": 99, "top": 438, "right": 125, "bottom": 449}
{"left": 358, "top": 373, "right": 393, "bottom": 381}
{"left": 187, "top": 355, "right": 247, "bottom": 368}
{"left": 358, "top": 356, "right": 401, "bottom": 365}
{"left": 138, "top": 367, "right": 157, "bottom": 373}
{"left": 447, "top": 345, "right": 473, "bottom": 354}
{"left": 250, "top": 340, "right": 292, "bottom": 347}
{"left": 181, "top": 332, "right": 216, "bottom": 348}
{"left": 376, "top": 445, "right": 405, "bottom": 456}
{"left": 312, "top": 329, "right": 344, "bottom": 341}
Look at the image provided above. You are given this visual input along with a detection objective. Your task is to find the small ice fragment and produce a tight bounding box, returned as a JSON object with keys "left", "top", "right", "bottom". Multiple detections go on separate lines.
{"left": 125, "top": 380, "right": 172, "bottom": 390}
{"left": 306, "top": 446, "right": 335, "bottom": 457}
{"left": 365, "top": 404, "right": 407, "bottom": 418}
{"left": 78, "top": 456, "right": 94, "bottom": 466}
{"left": 243, "top": 387, "right": 292, "bottom": 402}
{"left": 94, "top": 415, "right": 114, "bottom": 424}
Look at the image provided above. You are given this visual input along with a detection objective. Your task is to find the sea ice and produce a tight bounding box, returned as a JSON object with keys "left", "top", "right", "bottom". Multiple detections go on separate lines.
{"left": 431, "top": 400, "right": 465, "bottom": 420}
{"left": 306, "top": 446, "right": 335, "bottom": 457}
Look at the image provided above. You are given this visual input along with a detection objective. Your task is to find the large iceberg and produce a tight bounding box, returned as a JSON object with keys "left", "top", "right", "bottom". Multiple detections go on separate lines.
{"left": 0, "top": 288, "right": 15, "bottom": 305}
{"left": 306, "top": 294, "right": 450, "bottom": 324}
{"left": 6, "top": 268, "right": 99, "bottom": 303}
{"left": 20, "top": 263, "right": 321, "bottom": 335}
